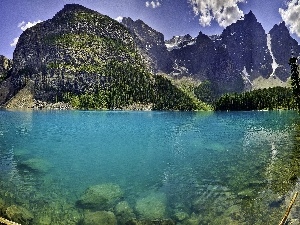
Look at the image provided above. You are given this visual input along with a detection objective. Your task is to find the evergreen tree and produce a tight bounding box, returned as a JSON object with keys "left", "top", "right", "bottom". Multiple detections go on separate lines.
{"left": 289, "top": 57, "right": 300, "bottom": 110}
{"left": 215, "top": 87, "right": 296, "bottom": 111}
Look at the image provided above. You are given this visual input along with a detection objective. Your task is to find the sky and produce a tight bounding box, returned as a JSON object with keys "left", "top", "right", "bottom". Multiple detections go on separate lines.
{"left": 1, "top": 0, "right": 300, "bottom": 59}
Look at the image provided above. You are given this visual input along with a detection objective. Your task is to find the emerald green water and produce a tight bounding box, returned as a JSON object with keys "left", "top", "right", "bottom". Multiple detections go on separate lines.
{"left": 0, "top": 110, "right": 300, "bottom": 224}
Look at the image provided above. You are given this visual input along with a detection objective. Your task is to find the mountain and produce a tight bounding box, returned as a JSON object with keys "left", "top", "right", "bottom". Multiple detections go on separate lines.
{"left": 140, "top": 11, "right": 298, "bottom": 94}
{"left": 1, "top": 6, "right": 298, "bottom": 107}
{"left": 163, "top": 11, "right": 275, "bottom": 94}
{"left": 0, "top": 4, "right": 203, "bottom": 110}
{"left": 10, "top": 4, "right": 137, "bottom": 98}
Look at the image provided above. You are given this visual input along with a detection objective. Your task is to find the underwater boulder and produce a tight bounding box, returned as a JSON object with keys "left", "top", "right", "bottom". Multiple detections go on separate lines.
{"left": 5, "top": 205, "right": 34, "bottom": 225}
{"left": 18, "top": 158, "right": 51, "bottom": 173}
{"left": 135, "top": 192, "right": 167, "bottom": 220}
{"left": 0, "top": 198, "right": 7, "bottom": 216}
{"left": 76, "top": 183, "right": 123, "bottom": 210}
{"left": 82, "top": 210, "right": 117, "bottom": 225}
{"left": 34, "top": 215, "right": 52, "bottom": 225}
{"left": 173, "top": 210, "right": 189, "bottom": 221}
{"left": 115, "top": 201, "right": 135, "bottom": 224}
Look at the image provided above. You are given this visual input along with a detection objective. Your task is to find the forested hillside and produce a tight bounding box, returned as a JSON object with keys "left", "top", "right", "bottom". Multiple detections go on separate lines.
{"left": 215, "top": 87, "right": 295, "bottom": 111}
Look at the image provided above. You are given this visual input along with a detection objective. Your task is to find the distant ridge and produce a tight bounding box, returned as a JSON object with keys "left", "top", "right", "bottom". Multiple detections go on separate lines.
{"left": 123, "top": 11, "right": 299, "bottom": 94}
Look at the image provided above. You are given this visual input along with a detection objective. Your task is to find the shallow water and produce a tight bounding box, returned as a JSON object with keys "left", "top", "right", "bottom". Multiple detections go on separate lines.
{"left": 0, "top": 110, "right": 300, "bottom": 224}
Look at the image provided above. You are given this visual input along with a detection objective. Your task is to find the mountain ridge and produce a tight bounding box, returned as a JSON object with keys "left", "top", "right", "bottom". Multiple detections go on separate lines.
{"left": 1, "top": 5, "right": 299, "bottom": 109}
{"left": 122, "top": 11, "right": 299, "bottom": 94}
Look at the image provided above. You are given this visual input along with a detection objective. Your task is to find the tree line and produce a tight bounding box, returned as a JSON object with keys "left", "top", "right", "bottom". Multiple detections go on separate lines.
{"left": 214, "top": 87, "right": 295, "bottom": 111}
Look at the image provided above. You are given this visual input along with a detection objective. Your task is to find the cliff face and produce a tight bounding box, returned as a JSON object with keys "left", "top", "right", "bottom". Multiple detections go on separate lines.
{"left": 220, "top": 11, "right": 273, "bottom": 80}
{"left": 0, "top": 55, "right": 12, "bottom": 82}
{"left": 269, "top": 22, "right": 300, "bottom": 81}
{"left": 122, "top": 17, "right": 173, "bottom": 73}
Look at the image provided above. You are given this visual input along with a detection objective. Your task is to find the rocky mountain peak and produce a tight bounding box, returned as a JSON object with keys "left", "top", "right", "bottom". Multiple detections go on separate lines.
{"left": 244, "top": 10, "right": 257, "bottom": 22}
{"left": 122, "top": 17, "right": 165, "bottom": 45}
{"left": 62, "top": 3, "right": 90, "bottom": 11}
{"left": 270, "top": 21, "right": 290, "bottom": 37}
{"left": 195, "top": 31, "right": 212, "bottom": 44}
{"left": 54, "top": 3, "right": 100, "bottom": 18}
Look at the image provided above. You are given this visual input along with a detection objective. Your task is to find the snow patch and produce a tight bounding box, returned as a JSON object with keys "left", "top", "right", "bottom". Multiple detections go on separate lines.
{"left": 242, "top": 67, "right": 253, "bottom": 86}
{"left": 165, "top": 35, "right": 195, "bottom": 51}
{"left": 267, "top": 34, "right": 279, "bottom": 77}
{"left": 165, "top": 43, "right": 180, "bottom": 51}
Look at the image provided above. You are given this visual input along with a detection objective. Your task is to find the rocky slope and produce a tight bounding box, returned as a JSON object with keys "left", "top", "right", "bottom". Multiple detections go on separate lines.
{"left": 122, "top": 17, "right": 173, "bottom": 73}
{"left": 0, "top": 55, "right": 12, "bottom": 82}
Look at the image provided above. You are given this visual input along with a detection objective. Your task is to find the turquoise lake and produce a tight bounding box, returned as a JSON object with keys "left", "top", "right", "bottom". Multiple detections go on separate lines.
{"left": 0, "top": 110, "right": 300, "bottom": 224}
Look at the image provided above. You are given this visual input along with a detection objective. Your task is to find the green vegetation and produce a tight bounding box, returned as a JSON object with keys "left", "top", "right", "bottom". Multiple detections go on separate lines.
{"left": 45, "top": 33, "right": 139, "bottom": 68}
{"left": 194, "top": 80, "right": 216, "bottom": 104}
{"left": 158, "top": 75, "right": 214, "bottom": 109}
{"left": 152, "top": 75, "right": 209, "bottom": 110}
{"left": 215, "top": 87, "right": 295, "bottom": 111}
{"left": 289, "top": 57, "right": 300, "bottom": 110}
{"left": 61, "top": 64, "right": 207, "bottom": 110}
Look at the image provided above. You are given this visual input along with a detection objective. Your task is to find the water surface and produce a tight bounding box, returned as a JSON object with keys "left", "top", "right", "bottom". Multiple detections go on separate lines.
{"left": 0, "top": 110, "right": 300, "bottom": 224}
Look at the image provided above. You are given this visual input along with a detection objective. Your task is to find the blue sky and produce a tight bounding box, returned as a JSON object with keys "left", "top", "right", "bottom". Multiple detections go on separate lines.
{"left": 1, "top": 0, "right": 300, "bottom": 59}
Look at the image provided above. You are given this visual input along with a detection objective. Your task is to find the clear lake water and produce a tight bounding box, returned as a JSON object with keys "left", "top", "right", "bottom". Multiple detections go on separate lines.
{"left": 0, "top": 110, "right": 300, "bottom": 224}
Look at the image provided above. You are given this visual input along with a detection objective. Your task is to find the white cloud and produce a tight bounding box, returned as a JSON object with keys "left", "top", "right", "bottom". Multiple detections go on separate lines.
{"left": 10, "top": 37, "right": 19, "bottom": 47}
{"left": 18, "top": 20, "right": 42, "bottom": 31}
{"left": 10, "top": 20, "right": 42, "bottom": 48}
{"left": 279, "top": 0, "right": 300, "bottom": 37}
{"left": 146, "top": 0, "right": 161, "bottom": 8}
{"left": 115, "top": 16, "right": 123, "bottom": 23}
{"left": 188, "top": 0, "right": 245, "bottom": 27}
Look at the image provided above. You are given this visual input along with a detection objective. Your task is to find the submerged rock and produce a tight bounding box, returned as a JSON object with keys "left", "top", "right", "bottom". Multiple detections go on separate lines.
{"left": 135, "top": 192, "right": 167, "bottom": 220}
{"left": 173, "top": 210, "right": 189, "bottom": 221}
{"left": 184, "top": 213, "right": 201, "bottom": 225}
{"left": 5, "top": 205, "right": 34, "bottom": 225}
{"left": 18, "top": 158, "right": 51, "bottom": 173}
{"left": 115, "top": 201, "right": 135, "bottom": 224}
{"left": 237, "top": 189, "right": 256, "bottom": 199}
{"left": 76, "top": 183, "right": 123, "bottom": 210}
{"left": 35, "top": 215, "right": 52, "bottom": 225}
{"left": 82, "top": 210, "right": 117, "bottom": 225}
